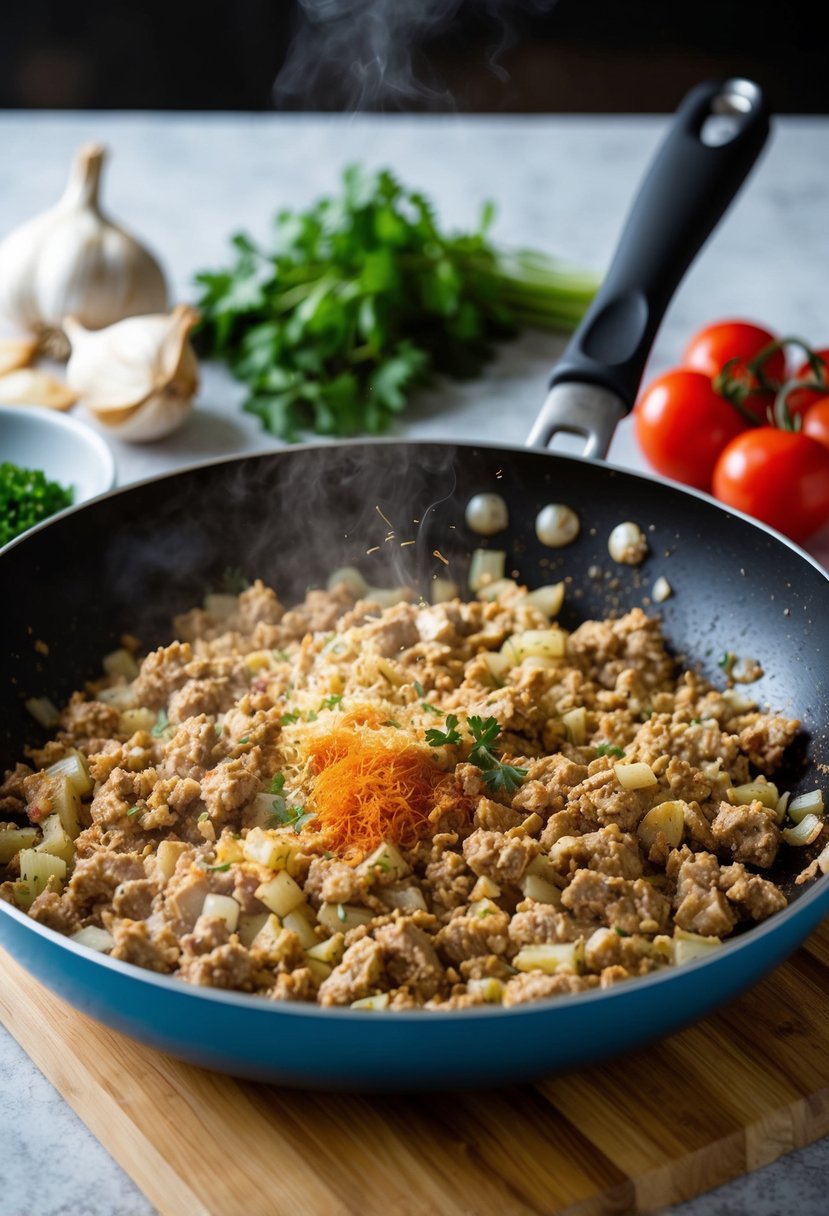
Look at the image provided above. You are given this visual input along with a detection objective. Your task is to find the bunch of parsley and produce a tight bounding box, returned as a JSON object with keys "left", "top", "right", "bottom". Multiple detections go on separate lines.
{"left": 193, "top": 165, "right": 597, "bottom": 441}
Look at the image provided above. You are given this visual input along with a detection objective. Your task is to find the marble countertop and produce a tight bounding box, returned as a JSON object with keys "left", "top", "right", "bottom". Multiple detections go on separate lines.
{"left": 2, "top": 107, "right": 829, "bottom": 1215}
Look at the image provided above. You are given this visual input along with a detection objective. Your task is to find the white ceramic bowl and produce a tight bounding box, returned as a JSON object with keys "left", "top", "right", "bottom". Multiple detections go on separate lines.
{"left": 0, "top": 405, "right": 116, "bottom": 517}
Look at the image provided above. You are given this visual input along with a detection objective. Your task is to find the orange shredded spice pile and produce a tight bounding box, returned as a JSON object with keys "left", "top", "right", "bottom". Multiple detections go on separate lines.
{"left": 306, "top": 716, "right": 452, "bottom": 858}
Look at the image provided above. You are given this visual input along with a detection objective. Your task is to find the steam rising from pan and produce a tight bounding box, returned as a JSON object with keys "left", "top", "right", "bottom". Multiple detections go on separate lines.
{"left": 273, "top": 0, "right": 560, "bottom": 112}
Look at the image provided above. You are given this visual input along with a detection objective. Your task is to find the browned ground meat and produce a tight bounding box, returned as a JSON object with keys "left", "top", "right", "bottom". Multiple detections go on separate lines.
{"left": 0, "top": 580, "right": 818, "bottom": 1012}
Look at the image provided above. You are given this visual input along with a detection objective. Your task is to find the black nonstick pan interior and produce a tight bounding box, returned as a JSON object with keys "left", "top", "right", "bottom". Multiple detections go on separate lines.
{"left": 3, "top": 435, "right": 828, "bottom": 903}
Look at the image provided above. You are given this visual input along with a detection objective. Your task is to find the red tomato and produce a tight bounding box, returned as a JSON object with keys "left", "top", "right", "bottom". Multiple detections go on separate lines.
{"left": 783, "top": 347, "right": 829, "bottom": 419}
{"left": 712, "top": 427, "right": 829, "bottom": 543}
{"left": 634, "top": 368, "right": 749, "bottom": 490}
{"left": 802, "top": 397, "right": 829, "bottom": 449}
{"left": 681, "top": 319, "right": 785, "bottom": 423}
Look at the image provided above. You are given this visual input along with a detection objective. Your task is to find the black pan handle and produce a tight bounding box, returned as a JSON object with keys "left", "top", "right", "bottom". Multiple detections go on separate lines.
{"left": 528, "top": 77, "right": 770, "bottom": 456}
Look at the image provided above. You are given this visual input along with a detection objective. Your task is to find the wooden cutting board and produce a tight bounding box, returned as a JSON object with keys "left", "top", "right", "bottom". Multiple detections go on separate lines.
{"left": 4, "top": 925, "right": 829, "bottom": 1216}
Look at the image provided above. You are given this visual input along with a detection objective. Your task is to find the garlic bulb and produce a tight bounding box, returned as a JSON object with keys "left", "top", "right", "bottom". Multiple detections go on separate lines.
{"left": 0, "top": 143, "right": 168, "bottom": 354}
{"left": 64, "top": 305, "right": 200, "bottom": 442}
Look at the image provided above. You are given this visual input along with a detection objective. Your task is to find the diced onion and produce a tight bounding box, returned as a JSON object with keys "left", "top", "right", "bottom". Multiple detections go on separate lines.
{"left": 638, "top": 800, "right": 685, "bottom": 849}
{"left": 203, "top": 593, "right": 239, "bottom": 621}
{"left": 102, "top": 648, "right": 140, "bottom": 680}
{"left": 466, "top": 977, "right": 504, "bottom": 1002}
{"left": 282, "top": 906, "right": 319, "bottom": 949}
{"left": 255, "top": 869, "right": 305, "bottom": 917}
{"left": 476, "top": 577, "right": 519, "bottom": 603}
{"left": 561, "top": 706, "right": 586, "bottom": 745}
{"left": 25, "top": 697, "right": 60, "bottom": 728}
{"left": 357, "top": 840, "right": 410, "bottom": 880}
{"left": 727, "top": 779, "right": 779, "bottom": 810}
{"left": 514, "top": 942, "right": 579, "bottom": 974}
{"left": 652, "top": 576, "right": 672, "bottom": 603}
{"left": 201, "top": 893, "right": 240, "bottom": 932}
{"left": 317, "top": 901, "right": 374, "bottom": 933}
{"left": 788, "top": 789, "right": 824, "bottom": 822}
{"left": 614, "top": 761, "right": 658, "bottom": 790}
{"left": 521, "top": 582, "right": 565, "bottom": 619}
{"left": 502, "top": 628, "right": 567, "bottom": 663}
{"left": 465, "top": 492, "right": 509, "bottom": 536}
{"left": 306, "top": 935, "right": 345, "bottom": 966}
{"left": 673, "top": 929, "right": 723, "bottom": 965}
{"left": 326, "top": 566, "right": 369, "bottom": 598}
{"left": 70, "top": 925, "right": 115, "bottom": 953}
{"left": 0, "top": 826, "right": 39, "bottom": 863}
{"left": 519, "top": 874, "right": 561, "bottom": 905}
{"left": 366, "top": 586, "right": 413, "bottom": 608}
{"left": 535, "top": 503, "right": 580, "bottom": 548}
{"left": 351, "top": 993, "right": 390, "bottom": 1010}
{"left": 469, "top": 548, "right": 506, "bottom": 593}
{"left": 431, "top": 577, "right": 458, "bottom": 604}
{"left": 781, "top": 814, "right": 823, "bottom": 846}
{"left": 46, "top": 750, "right": 92, "bottom": 796}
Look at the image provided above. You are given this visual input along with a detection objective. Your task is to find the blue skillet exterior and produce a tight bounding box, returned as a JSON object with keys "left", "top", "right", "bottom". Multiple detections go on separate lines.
{"left": 3, "top": 875, "right": 829, "bottom": 1092}
{"left": 2, "top": 442, "right": 829, "bottom": 1091}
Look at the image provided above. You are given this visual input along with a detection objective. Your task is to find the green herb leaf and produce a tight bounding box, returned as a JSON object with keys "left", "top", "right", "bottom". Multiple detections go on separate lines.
{"left": 205, "top": 862, "right": 232, "bottom": 873}
{"left": 269, "top": 773, "right": 286, "bottom": 795}
{"left": 151, "top": 709, "right": 170, "bottom": 738}
{"left": 596, "top": 743, "right": 625, "bottom": 758}
{"left": 320, "top": 694, "right": 343, "bottom": 710}
{"left": 127, "top": 806, "right": 141, "bottom": 817}
{"left": 425, "top": 713, "right": 462, "bottom": 747}
{"left": 466, "top": 715, "right": 528, "bottom": 794}
{"left": 413, "top": 679, "right": 425, "bottom": 697}
{"left": 280, "top": 711, "right": 301, "bottom": 725}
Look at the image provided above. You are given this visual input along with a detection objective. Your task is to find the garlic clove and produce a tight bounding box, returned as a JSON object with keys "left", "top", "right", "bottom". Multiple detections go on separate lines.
{"left": 65, "top": 304, "right": 200, "bottom": 443}
{"left": 0, "top": 143, "right": 168, "bottom": 354}
{"left": 0, "top": 335, "right": 37, "bottom": 376}
{"left": 0, "top": 368, "right": 76, "bottom": 410}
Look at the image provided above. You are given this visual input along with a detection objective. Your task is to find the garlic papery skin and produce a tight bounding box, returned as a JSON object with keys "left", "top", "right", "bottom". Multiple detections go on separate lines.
{"left": 0, "top": 143, "right": 168, "bottom": 355}
{"left": 64, "top": 304, "right": 200, "bottom": 443}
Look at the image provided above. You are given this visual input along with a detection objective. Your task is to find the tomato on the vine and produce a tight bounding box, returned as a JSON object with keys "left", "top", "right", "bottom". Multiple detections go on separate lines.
{"left": 782, "top": 347, "right": 829, "bottom": 419}
{"left": 681, "top": 319, "right": 785, "bottom": 423}
{"left": 802, "top": 397, "right": 829, "bottom": 449}
{"left": 634, "top": 368, "right": 748, "bottom": 490}
{"left": 711, "top": 427, "right": 829, "bottom": 543}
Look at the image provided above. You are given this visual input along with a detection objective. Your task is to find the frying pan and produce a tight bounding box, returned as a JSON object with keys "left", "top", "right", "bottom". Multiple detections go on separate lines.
{"left": 3, "top": 78, "right": 829, "bottom": 1092}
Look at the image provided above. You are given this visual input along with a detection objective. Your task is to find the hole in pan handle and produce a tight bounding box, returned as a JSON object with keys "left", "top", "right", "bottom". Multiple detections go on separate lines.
{"left": 527, "top": 76, "right": 770, "bottom": 459}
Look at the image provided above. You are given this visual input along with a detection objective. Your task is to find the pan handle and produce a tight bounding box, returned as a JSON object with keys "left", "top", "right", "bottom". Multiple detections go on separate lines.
{"left": 528, "top": 77, "right": 770, "bottom": 457}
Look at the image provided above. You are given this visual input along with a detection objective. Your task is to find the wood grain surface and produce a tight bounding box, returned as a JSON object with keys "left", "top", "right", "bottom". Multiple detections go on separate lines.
{"left": 3, "top": 924, "right": 829, "bottom": 1216}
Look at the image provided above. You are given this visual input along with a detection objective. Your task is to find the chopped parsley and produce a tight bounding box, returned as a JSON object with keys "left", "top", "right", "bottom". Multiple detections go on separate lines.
{"left": 420, "top": 701, "right": 443, "bottom": 715}
{"left": 614, "top": 927, "right": 631, "bottom": 937}
{"left": 467, "top": 715, "right": 528, "bottom": 795}
{"left": 269, "top": 798, "right": 316, "bottom": 834}
{"left": 596, "top": 743, "right": 625, "bottom": 758}
{"left": 127, "top": 805, "right": 141, "bottom": 817}
{"left": 0, "top": 461, "right": 73, "bottom": 546}
{"left": 197, "top": 811, "right": 209, "bottom": 822}
{"left": 238, "top": 735, "right": 250, "bottom": 745}
{"left": 269, "top": 773, "right": 286, "bottom": 795}
{"left": 718, "top": 651, "right": 736, "bottom": 674}
{"left": 280, "top": 710, "right": 301, "bottom": 725}
{"left": 383, "top": 719, "right": 402, "bottom": 729}
{"left": 219, "top": 565, "right": 248, "bottom": 594}
{"left": 413, "top": 679, "right": 426, "bottom": 697}
{"left": 151, "top": 709, "right": 170, "bottom": 737}
{"left": 319, "top": 694, "right": 343, "bottom": 710}
{"left": 205, "top": 862, "right": 232, "bottom": 873}
{"left": 425, "top": 713, "right": 462, "bottom": 747}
